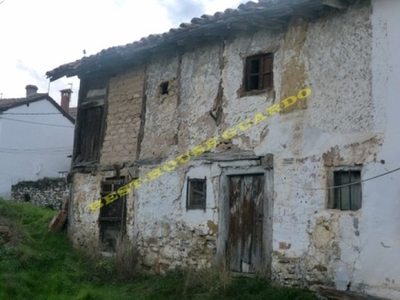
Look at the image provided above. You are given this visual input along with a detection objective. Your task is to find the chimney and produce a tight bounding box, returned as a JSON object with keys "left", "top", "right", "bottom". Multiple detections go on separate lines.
{"left": 60, "top": 88, "right": 73, "bottom": 113}
{"left": 25, "top": 85, "right": 38, "bottom": 98}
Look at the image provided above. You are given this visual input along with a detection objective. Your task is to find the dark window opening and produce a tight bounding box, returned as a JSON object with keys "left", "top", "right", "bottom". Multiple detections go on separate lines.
{"left": 330, "top": 170, "right": 362, "bottom": 211}
{"left": 99, "top": 178, "right": 126, "bottom": 252}
{"left": 73, "top": 77, "right": 108, "bottom": 164}
{"left": 159, "top": 81, "right": 169, "bottom": 95}
{"left": 187, "top": 177, "right": 206, "bottom": 211}
{"left": 75, "top": 106, "right": 104, "bottom": 163}
{"left": 245, "top": 53, "right": 273, "bottom": 92}
{"left": 24, "top": 193, "right": 31, "bottom": 202}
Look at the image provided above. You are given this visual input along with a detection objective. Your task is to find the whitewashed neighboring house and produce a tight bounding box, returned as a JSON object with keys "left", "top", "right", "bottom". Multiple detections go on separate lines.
{"left": 0, "top": 85, "right": 75, "bottom": 199}
{"left": 47, "top": 0, "right": 400, "bottom": 299}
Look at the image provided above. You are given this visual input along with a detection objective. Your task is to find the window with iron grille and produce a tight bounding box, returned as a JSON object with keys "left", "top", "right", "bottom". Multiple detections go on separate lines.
{"left": 329, "top": 169, "right": 362, "bottom": 211}
{"left": 99, "top": 177, "right": 126, "bottom": 251}
{"left": 245, "top": 53, "right": 273, "bottom": 92}
{"left": 187, "top": 177, "right": 206, "bottom": 211}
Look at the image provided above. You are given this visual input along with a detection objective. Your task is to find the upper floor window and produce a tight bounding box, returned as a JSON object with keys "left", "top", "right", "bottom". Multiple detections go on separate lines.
{"left": 245, "top": 53, "right": 273, "bottom": 92}
{"left": 328, "top": 169, "right": 362, "bottom": 211}
{"left": 74, "top": 76, "right": 108, "bottom": 164}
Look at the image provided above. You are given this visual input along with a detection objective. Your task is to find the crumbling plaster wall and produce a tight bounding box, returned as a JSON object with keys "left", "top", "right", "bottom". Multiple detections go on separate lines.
{"left": 355, "top": 1, "right": 400, "bottom": 298}
{"left": 135, "top": 0, "right": 397, "bottom": 294}
{"left": 217, "top": 2, "right": 398, "bottom": 297}
{"left": 140, "top": 54, "right": 180, "bottom": 159}
{"left": 69, "top": 0, "right": 400, "bottom": 297}
{"left": 68, "top": 170, "right": 136, "bottom": 251}
{"left": 139, "top": 42, "right": 222, "bottom": 159}
{"left": 133, "top": 41, "right": 237, "bottom": 271}
{"left": 134, "top": 162, "right": 220, "bottom": 272}
{"left": 69, "top": 172, "right": 103, "bottom": 251}
{"left": 219, "top": 0, "right": 384, "bottom": 293}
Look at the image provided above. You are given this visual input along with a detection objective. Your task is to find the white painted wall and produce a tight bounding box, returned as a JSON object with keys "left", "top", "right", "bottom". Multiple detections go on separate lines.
{"left": 357, "top": 1, "right": 400, "bottom": 298}
{"left": 0, "top": 98, "right": 74, "bottom": 199}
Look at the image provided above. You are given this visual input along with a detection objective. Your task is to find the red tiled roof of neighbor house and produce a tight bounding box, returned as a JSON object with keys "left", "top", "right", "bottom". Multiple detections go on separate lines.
{"left": 69, "top": 107, "right": 78, "bottom": 119}
{"left": 0, "top": 94, "right": 75, "bottom": 124}
{"left": 46, "top": 0, "right": 350, "bottom": 81}
{"left": 0, "top": 94, "right": 48, "bottom": 111}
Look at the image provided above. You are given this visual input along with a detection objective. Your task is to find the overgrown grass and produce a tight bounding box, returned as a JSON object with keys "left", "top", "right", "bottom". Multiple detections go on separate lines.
{"left": 0, "top": 199, "right": 318, "bottom": 300}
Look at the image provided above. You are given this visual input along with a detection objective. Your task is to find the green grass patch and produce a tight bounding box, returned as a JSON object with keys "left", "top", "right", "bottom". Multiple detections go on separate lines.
{"left": 0, "top": 199, "right": 317, "bottom": 300}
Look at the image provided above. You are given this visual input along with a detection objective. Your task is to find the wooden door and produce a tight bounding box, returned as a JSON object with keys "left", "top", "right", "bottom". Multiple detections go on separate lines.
{"left": 227, "top": 174, "right": 264, "bottom": 273}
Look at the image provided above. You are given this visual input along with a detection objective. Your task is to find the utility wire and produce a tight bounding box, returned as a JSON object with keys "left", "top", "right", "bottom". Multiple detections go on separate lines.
{"left": 0, "top": 151, "right": 72, "bottom": 156}
{"left": 0, "top": 147, "right": 73, "bottom": 151}
{"left": 0, "top": 149, "right": 72, "bottom": 155}
{"left": 0, "top": 116, "right": 74, "bottom": 128}
{"left": 277, "top": 167, "right": 400, "bottom": 191}
{"left": 1, "top": 112, "right": 63, "bottom": 115}
{"left": 0, "top": 148, "right": 72, "bottom": 155}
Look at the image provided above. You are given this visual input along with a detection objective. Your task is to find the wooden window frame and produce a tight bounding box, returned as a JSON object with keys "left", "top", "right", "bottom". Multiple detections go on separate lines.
{"left": 73, "top": 77, "right": 108, "bottom": 164}
{"left": 327, "top": 167, "right": 362, "bottom": 211}
{"left": 244, "top": 53, "right": 273, "bottom": 92}
{"left": 75, "top": 104, "right": 105, "bottom": 163}
{"left": 186, "top": 177, "right": 207, "bottom": 211}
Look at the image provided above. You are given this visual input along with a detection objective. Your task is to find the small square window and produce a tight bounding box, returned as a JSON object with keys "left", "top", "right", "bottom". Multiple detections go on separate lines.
{"left": 245, "top": 53, "right": 273, "bottom": 92}
{"left": 187, "top": 177, "right": 206, "bottom": 210}
{"left": 329, "top": 169, "right": 362, "bottom": 211}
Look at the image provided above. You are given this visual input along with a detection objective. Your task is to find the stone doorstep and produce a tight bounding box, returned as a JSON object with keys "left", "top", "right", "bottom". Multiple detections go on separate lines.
{"left": 318, "top": 287, "right": 390, "bottom": 300}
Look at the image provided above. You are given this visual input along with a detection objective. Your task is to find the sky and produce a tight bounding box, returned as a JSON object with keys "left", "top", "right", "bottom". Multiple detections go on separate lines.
{"left": 0, "top": 0, "right": 247, "bottom": 107}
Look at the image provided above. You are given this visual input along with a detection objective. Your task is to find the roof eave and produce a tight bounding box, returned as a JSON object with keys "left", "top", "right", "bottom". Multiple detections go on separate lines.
{"left": 46, "top": 0, "right": 351, "bottom": 81}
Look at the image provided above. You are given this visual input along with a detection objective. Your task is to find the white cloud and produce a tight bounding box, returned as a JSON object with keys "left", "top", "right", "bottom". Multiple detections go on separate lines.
{"left": 0, "top": 0, "right": 247, "bottom": 106}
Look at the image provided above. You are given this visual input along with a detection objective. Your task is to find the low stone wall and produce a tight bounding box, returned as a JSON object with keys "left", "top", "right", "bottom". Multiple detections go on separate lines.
{"left": 11, "top": 178, "right": 69, "bottom": 209}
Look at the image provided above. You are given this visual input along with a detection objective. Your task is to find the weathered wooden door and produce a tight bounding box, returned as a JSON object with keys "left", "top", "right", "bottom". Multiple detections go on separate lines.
{"left": 227, "top": 174, "right": 264, "bottom": 273}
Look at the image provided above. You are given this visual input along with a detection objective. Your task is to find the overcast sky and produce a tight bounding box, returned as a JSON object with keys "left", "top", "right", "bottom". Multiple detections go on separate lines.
{"left": 0, "top": 0, "right": 246, "bottom": 107}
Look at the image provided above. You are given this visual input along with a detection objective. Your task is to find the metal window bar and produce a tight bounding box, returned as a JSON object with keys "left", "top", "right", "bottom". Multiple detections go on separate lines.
{"left": 333, "top": 170, "right": 361, "bottom": 211}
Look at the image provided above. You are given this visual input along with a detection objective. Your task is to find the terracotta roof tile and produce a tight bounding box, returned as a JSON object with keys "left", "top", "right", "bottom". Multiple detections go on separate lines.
{"left": 0, "top": 94, "right": 75, "bottom": 124}
{"left": 46, "top": 0, "right": 349, "bottom": 81}
{"left": 0, "top": 94, "right": 48, "bottom": 111}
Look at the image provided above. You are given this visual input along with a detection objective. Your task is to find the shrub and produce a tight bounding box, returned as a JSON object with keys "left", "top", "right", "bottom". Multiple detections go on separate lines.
{"left": 86, "top": 237, "right": 139, "bottom": 283}
{"left": 113, "top": 237, "right": 139, "bottom": 281}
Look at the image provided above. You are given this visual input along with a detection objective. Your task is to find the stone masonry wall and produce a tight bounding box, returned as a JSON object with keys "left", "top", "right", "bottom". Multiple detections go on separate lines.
{"left": 138, "top": 220, "right": 217, "bottom": 273}
{"left": 135, "top": 164, "right": 220, "bottom": 273}
{"left": 11, "top": 178, "right": 68, "bottom": 209}
{"left": 100, "top": 66, "right": 145, "bottom": 166}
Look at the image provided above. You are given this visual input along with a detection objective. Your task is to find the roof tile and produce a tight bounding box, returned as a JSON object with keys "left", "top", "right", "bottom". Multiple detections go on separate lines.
{"left": 46, "top": 0, "right": 345, "bottom": 81}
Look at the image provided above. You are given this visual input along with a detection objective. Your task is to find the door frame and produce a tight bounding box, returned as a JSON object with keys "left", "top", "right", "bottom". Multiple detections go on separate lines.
{"left": 216, "top": 162, "right": 273, "bottom": 277}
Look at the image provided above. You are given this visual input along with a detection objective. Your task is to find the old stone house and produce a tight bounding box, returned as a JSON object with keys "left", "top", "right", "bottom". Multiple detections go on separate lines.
{"left": 47, "top": 0, "right": 400, "bottom": 298}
